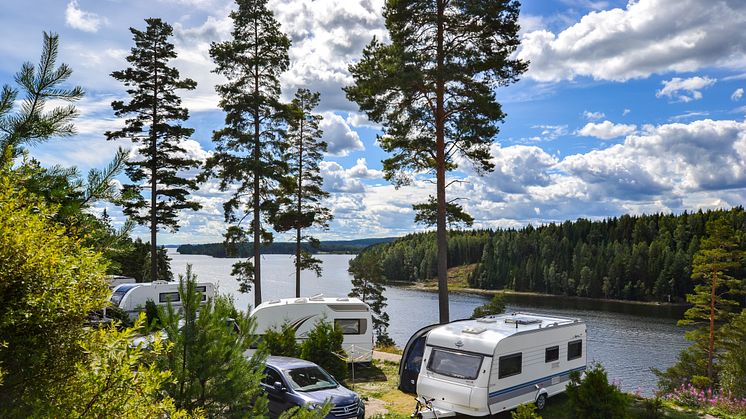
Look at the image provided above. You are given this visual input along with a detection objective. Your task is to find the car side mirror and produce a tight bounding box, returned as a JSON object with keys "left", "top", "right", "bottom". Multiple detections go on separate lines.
{"left": 273, "top": 381, "right": 286, "bottom": 392}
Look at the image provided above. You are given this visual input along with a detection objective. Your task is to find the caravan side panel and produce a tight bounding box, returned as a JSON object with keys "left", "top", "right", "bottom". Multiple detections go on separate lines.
{"left": 487, "top": 323, "right": 586, "bottom": 415}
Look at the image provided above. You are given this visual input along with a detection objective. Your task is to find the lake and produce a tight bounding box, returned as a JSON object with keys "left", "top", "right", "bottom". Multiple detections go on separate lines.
{"left": 168, "top": 251, "right": 689, "bottom": 395}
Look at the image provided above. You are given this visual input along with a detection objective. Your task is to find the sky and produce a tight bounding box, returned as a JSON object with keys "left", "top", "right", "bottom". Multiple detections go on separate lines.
{"left": 2, "top": 0, "right": 746, "bottom": 244}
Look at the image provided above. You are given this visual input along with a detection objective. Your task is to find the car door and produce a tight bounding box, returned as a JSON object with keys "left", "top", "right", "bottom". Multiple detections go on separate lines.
{"left": 261, "top": 367, "right": 291, "bottom": 418}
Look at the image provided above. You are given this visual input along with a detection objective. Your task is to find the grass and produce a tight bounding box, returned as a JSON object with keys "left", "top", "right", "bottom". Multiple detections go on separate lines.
{"left": 345, "top": 360, "right": 707, "bottom": 419}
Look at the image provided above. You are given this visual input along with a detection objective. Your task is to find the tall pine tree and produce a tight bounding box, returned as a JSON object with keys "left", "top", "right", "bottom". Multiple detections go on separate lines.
{"left": 679, "top": 216, "right": 744, "bottom": 386}
{"left": 273, "top": 89, "right": 332, "bottom": 297}
{"left": 107, "top": 18, "right": 201, "bottom": 282}
{"left": 346, "top": 0, "right": 527, "bottom": 323}
{"left": 206, "top": 0, "right": 290, "bottom": 307}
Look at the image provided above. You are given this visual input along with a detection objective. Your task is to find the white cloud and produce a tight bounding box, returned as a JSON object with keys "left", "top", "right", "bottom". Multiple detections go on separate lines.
{"left": 65, "top": 0, "right": 107, "bottom": 33}
{"left": 320, "top": 112, "right": 365, "bottom": 156}
{"left": 517, "top": 0, "right": 746, "bottom": 82}
{"left": 577, "top": 120, "right": 637, "bottom": 140}
{"left": 622, "top": 108, "right": 631, "bottom": 116}
{"left": 732, "top": 88, "right": 744, "bottom": 101}
{"left": 583, "top": 110, "right": 605, "bottom": 120}
{"left": 656, "top": 76, "right": 716, "bottom": 102}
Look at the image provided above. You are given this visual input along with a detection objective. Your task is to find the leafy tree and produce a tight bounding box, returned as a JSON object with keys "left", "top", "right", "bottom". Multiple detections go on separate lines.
{"left": 109, "top": 237, "right": 174, "bottom": 282}
{"left": 679, "top": 217, "right": 744, "bottom": 385}
{"left": 273, "top": 89, "right": 332, "bottom": 297}
{"left": 206, "top": 0, "right": 291, "bottom": 306}
{"left": 471, "top": 294, "right": 506, "bottom": 319}
{"left": 42, "top": 316, "right": 191, "bottom": 418}
{"left": 348, "top": 249, "right": 394, "bottom": 346}
{"left": 107, "top": 18, "right": 202, "bottom": 282}
{"left": 262, "top": 322, "right": 300, "bottom": 358}
{"left": 654, "top": 344, "right": 709, "bottom": 394}
{"left": 300, "top": 320, "right": 347, "bottom": 381}
{"left": 0, "top": 32, "right": 83, "bottom": 161}
{"left": 159, "top": 266, "right": 268, "bottom": 417}
{"left": 566, "top": 363, "right": 629, "bottom": 419}
{"left": 0, "top": 162, "right": 109, "bottom": 414}
{"left": 346, "top": 0, "right": 527, "bottom": 323}
{"left": 719, "top": 309, "right": 746, "bottom": 398}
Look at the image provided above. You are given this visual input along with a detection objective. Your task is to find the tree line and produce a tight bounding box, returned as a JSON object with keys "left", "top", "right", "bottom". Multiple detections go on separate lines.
{"left": 177, "top": 237, "right": 395, "bottom": 257}
{"left": 351, "top": 208, "right": 746, "bottom": 303}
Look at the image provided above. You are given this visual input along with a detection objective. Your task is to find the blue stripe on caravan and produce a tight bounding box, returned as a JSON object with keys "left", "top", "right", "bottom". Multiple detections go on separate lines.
{"left": 488, "top": 365, "right": 587, "bottom": 398}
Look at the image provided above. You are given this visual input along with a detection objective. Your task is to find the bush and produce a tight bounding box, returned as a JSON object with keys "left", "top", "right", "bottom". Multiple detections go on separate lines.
{"left": 471, "top": 294, "right": 506, "bottom": 319}
{"left": 262, "top": 322, "right": 299, "bottom": 358}
{"left": 511, "top": 402, "right": 541, "bottom": 419}
{"left": 566, "top": 362, "right": 629, "bottom": 419}
{"left": 300, "top": 320, "right": 347, "bottom": 381}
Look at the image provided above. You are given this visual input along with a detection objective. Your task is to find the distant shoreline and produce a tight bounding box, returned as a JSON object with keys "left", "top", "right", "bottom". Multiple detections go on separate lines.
{"left": 390, "top": 280, "right": 690, "bottom": 308}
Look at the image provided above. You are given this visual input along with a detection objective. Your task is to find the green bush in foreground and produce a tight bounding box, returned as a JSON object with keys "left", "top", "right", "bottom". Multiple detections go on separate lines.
{"left": 511, "top": 402, "right": 541, "bottom": 419}
{"left": 300, "top": 319, "right": 347, "bottom": 381}
{"left": 566, "top": 363, "right": 629, "bottom": 419}
{"left": 262, "top": 322, "right": 300, "bottom": 358}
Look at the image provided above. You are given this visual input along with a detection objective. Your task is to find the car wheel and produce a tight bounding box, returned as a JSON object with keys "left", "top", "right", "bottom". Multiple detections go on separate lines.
{"left": 535, "top": 393, "right": 547, "bottom": 411}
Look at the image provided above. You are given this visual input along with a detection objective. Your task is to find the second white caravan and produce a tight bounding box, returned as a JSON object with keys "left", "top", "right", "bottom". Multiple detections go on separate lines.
{"left": 250, "top": 295, "right": 374, "bottom": 363}
{"left": 412, "top": 312, "right": 586, "bottom": 417}
{"left": 110, "top": 281, "right": 216, "bottom": 320}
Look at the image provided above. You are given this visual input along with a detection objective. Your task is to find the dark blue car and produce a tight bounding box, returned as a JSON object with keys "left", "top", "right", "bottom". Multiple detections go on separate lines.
{"left": 261, "top": 356, "right": 365, "bottom": 419}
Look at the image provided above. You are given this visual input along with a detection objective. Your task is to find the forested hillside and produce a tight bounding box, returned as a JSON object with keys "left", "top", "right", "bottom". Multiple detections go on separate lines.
{"left": 176, "top": 237, "right": 396, "bottom": 257}
{"left": 353, "top": 208, "right": 746, "bottom": 303}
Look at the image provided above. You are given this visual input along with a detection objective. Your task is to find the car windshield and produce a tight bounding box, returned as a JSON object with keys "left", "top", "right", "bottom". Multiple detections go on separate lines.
{"left": 284, "top": 366, "right": 338, "bottom": 392}
{"left": 427, "top": 348, "right": 483, "bottom": 380}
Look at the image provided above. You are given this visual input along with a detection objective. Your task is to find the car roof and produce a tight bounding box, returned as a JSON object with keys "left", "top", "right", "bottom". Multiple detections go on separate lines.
{"left": 266, "top": 356, "right": 321, "bottom": 369}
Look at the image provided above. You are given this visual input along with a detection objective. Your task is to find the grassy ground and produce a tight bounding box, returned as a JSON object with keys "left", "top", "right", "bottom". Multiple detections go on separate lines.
{"left": 346, "top": 360, "right": 706, "bottom": 419}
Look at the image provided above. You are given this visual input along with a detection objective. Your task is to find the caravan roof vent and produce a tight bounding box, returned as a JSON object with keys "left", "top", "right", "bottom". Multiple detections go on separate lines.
{"left": 309, "top": 294, "right": 324, "bottom": 301}
{"left": 336, "top": 297, "right": 349, "bottom": 301}
{"left": 462, "top": 326, "right": 486, "bottom": 335}
{"left": 505, "top": 317, "right": 542, "bottom": 326}
{"left": 268, "top": 299, "right": 281, "bottom": 304}
{"left": 476, "top": 317, "right": 497, "bottom": 323}
{"left": 294, "top": 297, "right": 307, "bottom": 303}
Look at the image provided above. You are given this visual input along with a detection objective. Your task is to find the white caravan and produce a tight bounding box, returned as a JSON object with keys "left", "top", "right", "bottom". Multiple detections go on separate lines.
{"left": 110, "top": 281, "right": 216, "bottom": 320}
{"left": 412, "top": 312, "right": 586, "bottom": 418}
{"left": 250, "top": 295, "right": 374, "bottom": 363}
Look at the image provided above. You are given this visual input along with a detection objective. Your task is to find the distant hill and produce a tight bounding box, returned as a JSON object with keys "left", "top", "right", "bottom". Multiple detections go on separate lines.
{"left": 176, "top": 237, "right": 398, "bottom": 257}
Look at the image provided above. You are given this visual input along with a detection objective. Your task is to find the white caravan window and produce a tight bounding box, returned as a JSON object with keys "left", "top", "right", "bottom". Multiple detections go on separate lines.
{"left": 498, "top": 353, "right": 522, "bottom": 379}
{"left": 427, "top": 348, "right": 483, "bottom": 380}
{"left": 568, "top": 340, "right": 582, "bottom": 360}
{"left": 545, "top": 346, "right": 559, "bottom": 363}
{"left": 335, "top": 319, "right": 361, "bottom": 335}
{"left": 159, "top": 292, "right": 180, "bottom": 303}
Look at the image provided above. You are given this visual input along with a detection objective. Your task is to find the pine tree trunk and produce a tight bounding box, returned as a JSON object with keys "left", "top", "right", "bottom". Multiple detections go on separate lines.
{"left": 708, "top": 268, "right": 716, "bottom": 383}
{"left": 435, "top": 0, "right": 449, "bottom": 324}
{"left": 150, "top": 39, "right": 159, "bottom": 283}
{"left": 252, "top": 22, "right": 262, "bottom": 308}
{"left": 296, "top": 108, "right": 304, "bottom": 298}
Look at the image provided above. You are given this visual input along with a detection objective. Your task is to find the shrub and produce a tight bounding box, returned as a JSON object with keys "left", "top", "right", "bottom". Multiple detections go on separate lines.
{"left": 566, "top": 362, "right": 629, "bottom": 419}
{"left": 511, "top": 402, "right": 541, "bottom": 419}
{"left": 471, "top": 294, "right": 506, "bottom": 319}
{"left": 262, "top": 322, "right": 299, "bottom": 358}
{"left": 300, "top": 320, "right": 347, "bottom": 381}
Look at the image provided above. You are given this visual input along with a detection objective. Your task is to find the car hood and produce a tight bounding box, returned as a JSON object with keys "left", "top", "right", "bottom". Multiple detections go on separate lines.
{"left": 295, "top": 385, "right": 358, "bottom": 405}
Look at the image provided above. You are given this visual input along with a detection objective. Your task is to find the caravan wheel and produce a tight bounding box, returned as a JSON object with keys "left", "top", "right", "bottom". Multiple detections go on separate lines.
{"left": 535, "top": 393, "right": 547, "bottom": 411}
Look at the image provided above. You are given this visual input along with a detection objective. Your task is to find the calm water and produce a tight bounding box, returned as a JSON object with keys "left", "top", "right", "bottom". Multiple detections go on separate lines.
{"left": 168, "top": 251, "right": 689, "bottom": 394}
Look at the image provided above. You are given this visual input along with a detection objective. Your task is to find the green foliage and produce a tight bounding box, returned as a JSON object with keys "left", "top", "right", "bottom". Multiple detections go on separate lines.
{"left": 654, "top": 344, "right": 710, "bottom": 394}
{"left": 471, "top": 294, "right": 506, "bottom": 319}
{"left": 42, "top": 316, "right": 192, "bottom": 418}
{"left": 719, "top": 309, "right": 746, "bottom": 398}
{"left": 679, "top": 216, "right": 745, "bottom": 383}
{"left": 640, "top": 397, "right": 664, "bottom": 419}
{"left": 273, "top": 89, "right": 331, "bottom": 296}
{"left": 279, "top": 403, "right": 332, "bottom": 419}
{"left": 512, "top": 402, "right": 542, "bottom": 419}
{"left": 205, "top": 0, "right": 291, "bottom": 306}
{"left": 348, "top": 249, "right": 394, "bottom": 345}
{"left": 159, "top": 266, "right": 268, "bottom": 417}
{"left": 0, "top": 163, "right": 110, "bottom": 413}
{"left": 177, "top": 237, "right": 395, "bottom": 258}
{"left": 346, "top": 0, "right": 528, "bottom": 322}
{"left": 300, "top": 320, "right": 347, "bottom": 382}
{"left": 566, "top": 363, "right": 629, "bottom": 419}
{"left": 262, "top": 322, "right": 300, "bottom": 358}
{"left": 0, "top": 32, "right": 83, "bottom": 161}
{"left": 107, "top": 18, "right": 201, "bottom": 282}
{"left": 109, "top": 238, "right": 174, "bottom": 282}
{"left": 413, "top": 196, "right": 474, "bottom": 228}
{"left": 145, "top": 299, "right": 162, "bottom": 330}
